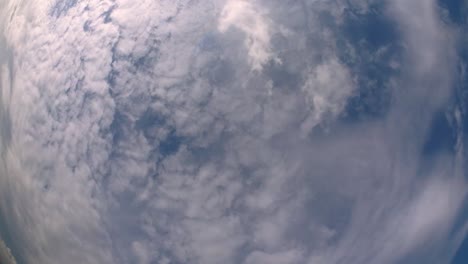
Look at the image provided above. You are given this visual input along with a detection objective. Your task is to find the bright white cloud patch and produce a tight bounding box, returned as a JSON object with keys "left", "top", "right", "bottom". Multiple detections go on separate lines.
{"left": 301, "top": 57, "right": 355, "bottom": 135}
{"left": 218, "top": 0, "right": 279, "bottom": 71}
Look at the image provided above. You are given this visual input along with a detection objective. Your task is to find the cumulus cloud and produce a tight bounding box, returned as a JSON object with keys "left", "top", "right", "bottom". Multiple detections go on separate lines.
{"left": 0, "top": 0, "right": 466, "bottom": 263}
{"left": 300, "top": 57, "right": 355, "bottom": 135}
{"left": 218, "top": 0, "right": 280, "bottom": 71}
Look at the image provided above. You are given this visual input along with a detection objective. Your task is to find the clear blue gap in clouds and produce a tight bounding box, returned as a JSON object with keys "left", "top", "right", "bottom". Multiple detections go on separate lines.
{"left": 452, "top": 236, "right": 468, "bottom": 264}
{"left": 338, "top": 2, "right": 400, "bottom": 123}
{"left": 440, "top": 0, "right": 468, "bottom": 263}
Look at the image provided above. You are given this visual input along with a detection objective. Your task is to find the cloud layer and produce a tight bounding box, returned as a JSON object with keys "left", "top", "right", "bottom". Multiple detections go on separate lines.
{"left": 0, "top": 0, "right": 466, "bottom": 263}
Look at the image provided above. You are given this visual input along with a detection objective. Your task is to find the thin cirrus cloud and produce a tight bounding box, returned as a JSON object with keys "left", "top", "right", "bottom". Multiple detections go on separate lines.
{"left": 0, "top": 0, "right": 466, "bottom": 264}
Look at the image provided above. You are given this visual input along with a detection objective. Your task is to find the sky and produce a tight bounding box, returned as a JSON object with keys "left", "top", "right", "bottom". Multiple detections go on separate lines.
{"left": 0, "top": 0, "right": 467, "bottom": 264}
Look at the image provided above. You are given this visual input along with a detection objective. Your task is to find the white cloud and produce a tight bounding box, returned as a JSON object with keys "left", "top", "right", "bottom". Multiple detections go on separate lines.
{"left": 0, "top": 0, "right": 465, "bottom": 264}
{"left": 0, "top": 0, "right": 118, "bottom": 263}
{"left": 245, "top": 249, "right": 303, "bottom": 264}
{"left": 218, "top": 0, "right": 280, "bottom": 71}
{"left": 300, "top": 57, "right": 355, "bottom": 136}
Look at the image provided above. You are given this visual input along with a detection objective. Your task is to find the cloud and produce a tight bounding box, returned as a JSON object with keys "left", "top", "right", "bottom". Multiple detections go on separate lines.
{"left": 245, "top": 249, "right": 303, "bottom": 264}
{"left": 300, "top": 57, "right": 355, "bottom": 135}
{"left": 218, "top": 0, "right": 280, "bottom": 71}
{"left": 0, "top": 0, "right": 466, "bottom": 264}
{"left": 0, "top": 0, "right": 118, "bottom": 263}
{"left": 0, "top": 239, "right": 16, "bottom": 264}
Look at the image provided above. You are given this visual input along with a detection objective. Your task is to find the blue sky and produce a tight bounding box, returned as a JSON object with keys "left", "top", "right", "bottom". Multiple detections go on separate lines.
{"left": 444, "top": 0, "right": 468, "bottom": 262}
{"left": 452, "top": 236, "right": 468, "bottom": 263}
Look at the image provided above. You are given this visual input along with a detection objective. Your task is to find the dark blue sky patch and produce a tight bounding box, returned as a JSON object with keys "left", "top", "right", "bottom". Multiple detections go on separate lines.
{"left": 337, "top": 4, "right": 402, "bottom": 122}
{"left": 83, "top": 20, "right": 92, "bottom": 32}
{"left": 440, "top": 0, "right": 468, "bottom": 180}
{"left": 341, "top": 3, "right": 398, "bottom": 49}
{"left": 130, "top": 37, "right": 161, "bottom": 71}
{"left": 461, "top": 64, "right": 468, "bottom": 182}
{"left": 454, "top": 62, "right": 468, "bottom": 155}
{"left": 135, "top": 109, "right": 166, "bottom": 142}
{"left": 456, "top": 39, "right": 468, "bottom": 138}
{"left": 132, "top": 50, "right": 159, "bottom": 71}
{"left": 438, "top": 0, "right": 467, "bottom": 24}
{"left": 451, "top": 11, "right": 468, "bottom": 182}
{"left": 159, "top": 129, "right": 182, "bottom": 157}
{"left": 452, "top": 235, "right": 468, "bottom": 264}
{"left": 109, "top": 110, "right": 131, "bottom": 144}
{"left": 343, "top": 76, "right": 393, "bottom": 122}
{"left": 101, "top": 5, "right": 116, "bottom": 24}
{"left": 422, "top": 111, "right": 457, "bottom": 157}
{"left": 49, "top": 0, "right": 78, "bottom": 18}
{"left": 449, "top": 196, "right": 468, "bottom": 264}
{"left": 107, "top": 66, "right": 119, "bottom": 91}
